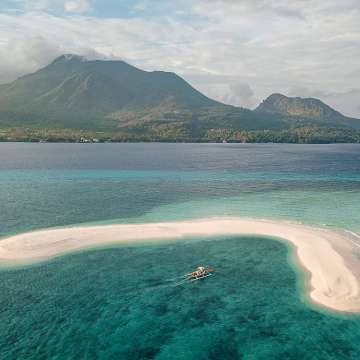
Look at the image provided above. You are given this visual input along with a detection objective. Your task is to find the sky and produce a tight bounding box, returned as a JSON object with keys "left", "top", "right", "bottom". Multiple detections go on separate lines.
{"left": 0, "top": 0, "right": 359, "bottom": 117}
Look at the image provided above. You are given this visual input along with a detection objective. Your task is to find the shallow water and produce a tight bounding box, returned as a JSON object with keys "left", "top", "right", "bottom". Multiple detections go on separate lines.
{"left": 2, "top": 237, "right": 360, "bottom": 360}
{"left": 0, "top": 143, "right": 360, "bottom": 359}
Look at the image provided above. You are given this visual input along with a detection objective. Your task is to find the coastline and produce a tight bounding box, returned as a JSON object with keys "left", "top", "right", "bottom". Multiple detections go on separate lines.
{"left": 1, "top": 140, "right": 360, "bottom": 144}
{"left": 1, "top": 217, "right": 360, "bottom": 313}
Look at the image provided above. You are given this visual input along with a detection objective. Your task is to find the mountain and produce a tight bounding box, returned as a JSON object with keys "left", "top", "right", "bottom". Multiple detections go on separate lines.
{"left": 0, "top": 54, "right": 289, "bottom": 133}
{"left": 0, "top": 54, "right": 225, "bottom": 128}
{"left": 255, "top": 93, "right": 360, "bottom": 129}
{"left": 0, "top": 55, "right": 359, "bottom": 143}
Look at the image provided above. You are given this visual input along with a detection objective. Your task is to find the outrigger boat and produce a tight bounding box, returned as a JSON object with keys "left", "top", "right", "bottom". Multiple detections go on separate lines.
{"left": 185, "top": 266, "right": 214, "bottom": 281}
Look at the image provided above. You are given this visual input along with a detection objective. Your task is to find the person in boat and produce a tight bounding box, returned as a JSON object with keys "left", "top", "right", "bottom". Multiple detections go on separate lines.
{"left": 196, "top": 267, "right": 206, "bottom": 276}
{"left": 187, "top": 266, "right": 213, "bottom": 279}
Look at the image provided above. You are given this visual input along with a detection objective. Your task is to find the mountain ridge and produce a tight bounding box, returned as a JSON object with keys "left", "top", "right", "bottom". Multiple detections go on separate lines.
{"left": 0, "top": 55, "right": 359, "bottom": 143}
{"left": 256, "top": 93, "right": 354, "bottom": 120}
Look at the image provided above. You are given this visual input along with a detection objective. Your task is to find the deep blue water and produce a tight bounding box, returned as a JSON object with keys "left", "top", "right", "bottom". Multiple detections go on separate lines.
{"left": 0, "top": 143, "right": 360, "bottom": 359}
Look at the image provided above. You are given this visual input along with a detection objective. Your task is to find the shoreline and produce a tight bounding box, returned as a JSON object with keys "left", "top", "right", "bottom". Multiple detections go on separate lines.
{"left": 1, "top": 141, "right": 360, "bottom": 145}
{"left": 1, "top": 217, "right": 360, "bottom": 313}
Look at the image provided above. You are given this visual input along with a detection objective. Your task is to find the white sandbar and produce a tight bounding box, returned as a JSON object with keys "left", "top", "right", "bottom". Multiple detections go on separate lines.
{"left": 1, "top": 217, "right": 360, "bottom": 313}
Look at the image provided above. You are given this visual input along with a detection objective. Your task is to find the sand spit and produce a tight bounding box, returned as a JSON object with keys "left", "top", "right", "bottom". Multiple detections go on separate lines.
{"left": 1, "top": 217, "right": 360, "bottom": 313}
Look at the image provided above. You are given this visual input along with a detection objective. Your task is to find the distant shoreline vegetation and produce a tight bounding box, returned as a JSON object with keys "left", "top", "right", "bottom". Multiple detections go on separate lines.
{"left": 0, "top": 127, "right": 359, "bottom": 144}
{"left": 1, "top": 56, "right": 360, "bottom": 145}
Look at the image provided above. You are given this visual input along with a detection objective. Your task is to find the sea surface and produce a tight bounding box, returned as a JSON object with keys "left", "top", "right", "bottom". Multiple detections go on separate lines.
{"left": 1, "top": 143, "right": 360, "bottom": 359}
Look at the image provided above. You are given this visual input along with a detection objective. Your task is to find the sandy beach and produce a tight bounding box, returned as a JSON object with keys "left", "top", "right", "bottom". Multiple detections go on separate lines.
{"left": 1, "top": 217, "right": 360, "bottom": 313}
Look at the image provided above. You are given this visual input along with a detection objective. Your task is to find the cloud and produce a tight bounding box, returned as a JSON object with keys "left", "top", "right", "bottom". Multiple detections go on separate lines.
{"left": 0, "top": 35, "right": 62, "bottom": 83}
{"left": 17, "top": 0, "right": 93, "bottom": 13}
{"left": 218, "top": 82, "right": 256, "bottom": 109}
{"left": 228, "top": 83, "right": 255, "bottom": 105}
{"left": 0, "top": 0, "right": 359, "bottom": 116}
{"left": 64, "top": 0, "right": 92, "bottom": 13}
{"left": 194, "top": 0, "right": 306, "bottom": 20}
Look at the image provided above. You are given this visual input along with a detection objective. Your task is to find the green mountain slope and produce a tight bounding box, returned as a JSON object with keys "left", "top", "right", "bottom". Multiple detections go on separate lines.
{"left": 255, "top": 93, "right": 360, "bottom": 130}
{"left": 0, "top": 55, "right": 359, "bottom": 142}
{"left": 0, "top": 55, "right": 234, "bottom": 128}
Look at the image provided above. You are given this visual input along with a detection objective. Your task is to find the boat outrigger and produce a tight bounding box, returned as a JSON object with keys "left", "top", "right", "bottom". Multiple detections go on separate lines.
{"left": 185, "top": 266, "right": 214, "bottom": 281}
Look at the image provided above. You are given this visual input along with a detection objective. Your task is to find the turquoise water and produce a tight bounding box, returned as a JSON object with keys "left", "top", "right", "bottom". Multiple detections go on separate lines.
{"left": 1, "top": 143, "right": 360, "bottom": 359}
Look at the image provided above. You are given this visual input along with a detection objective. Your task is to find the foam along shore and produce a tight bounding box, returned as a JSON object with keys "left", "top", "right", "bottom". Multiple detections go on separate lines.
{"left": 1, "top": 217, "right": 360, "bottom": 313}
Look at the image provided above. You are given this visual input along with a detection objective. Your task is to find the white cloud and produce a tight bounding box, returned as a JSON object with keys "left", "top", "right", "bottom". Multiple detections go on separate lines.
{"left": 227, "top": 83, "right": 256, "bottom": 109}
{"left": 17, "top": 0, "right": 92, "bottom": 13}
{"left": 0, "top": 0, "right": 359, "bottom": 117}
{"left": 64, "top": 0, "right": 92, "bottom": 13}
{"left": 0, "top": 35, "right": 62, "bottom": 83}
